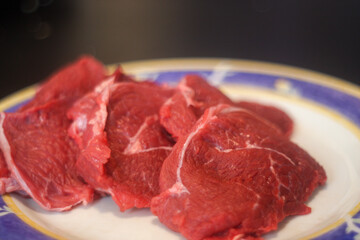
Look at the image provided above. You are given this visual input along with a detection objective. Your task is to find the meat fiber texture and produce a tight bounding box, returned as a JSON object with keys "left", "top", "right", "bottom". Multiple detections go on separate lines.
{"left": 0, "top": 55, "right": 327, "bottom": 239}
{"left": 0, "top": 151, "right": 21, "bottom": 194}
{"left": 235, "top": 101, "right": 293, "bottom": 138}
{"left": 151, "top": 104, "right": 327, "bottom": 240}
{"left": 0, "top": 56, "right": 106, "bottom": 210}
{"left": 68, "top": 78, "right": 174, "bottom": 211}
{"left": 159, "top": 75, "right": 293, "bottom": 140}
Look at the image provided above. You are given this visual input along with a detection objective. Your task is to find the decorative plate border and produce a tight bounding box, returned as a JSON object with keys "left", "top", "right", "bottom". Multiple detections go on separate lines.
{"left": 0, "top": 58, "right": 359, "bottom": 240}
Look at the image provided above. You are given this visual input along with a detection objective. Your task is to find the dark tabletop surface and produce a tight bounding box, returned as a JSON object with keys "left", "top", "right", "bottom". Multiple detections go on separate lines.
{"left": 1, "top": 0, "right": 360, "bottom": 99}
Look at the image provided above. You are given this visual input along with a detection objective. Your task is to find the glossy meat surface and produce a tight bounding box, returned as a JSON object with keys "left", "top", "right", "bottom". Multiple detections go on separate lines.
{"left": 152, "top": 104, "right": 326, "bottom": 240}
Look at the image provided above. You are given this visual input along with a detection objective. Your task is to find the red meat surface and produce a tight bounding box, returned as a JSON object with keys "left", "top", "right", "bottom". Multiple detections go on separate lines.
{"left": 151, "top": 104, "right": 326, "bottom": 240}
{"left": 0, "top": 151, "right": 21, "bottom": 194}
{"left": 0, "top": 56, "right": 105, "bottom": 210}
{"left": 68, "top": 80, "right": 174, "bottom": 211}
{"left": 19, "top": 55, "right": 106, "bottom": 111}
{"left": 159, "top": 75, "right": 232, "bottom": 140}
{"left": 159, "top": 75, "right": 293, "bottom": 140}
{"left": 0, "top": 101, "right": 94, "bottom": 210}
{"left": 235, "top": 101, "right": 293, "bottom": 138}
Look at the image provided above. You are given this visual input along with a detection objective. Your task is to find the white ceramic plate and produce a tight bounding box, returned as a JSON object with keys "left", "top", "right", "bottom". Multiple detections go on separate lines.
{"left": 1, "top": 59, "right": 359, "bottom": 240}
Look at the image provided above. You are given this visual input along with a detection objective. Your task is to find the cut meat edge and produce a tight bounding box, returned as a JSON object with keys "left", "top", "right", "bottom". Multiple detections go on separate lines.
{"left": 18, "top": 56, "right": 106, "bottom": 112}
{"left": 0, "top": 107, "right": 94, "bottom": 211}
{"left": 153, "top": 104, "right": 325, "bottom": 240}
{"left": 159, "top": 76, "right": 292, "bottom": 142}
{"left": 159, "top": 104, "right": 286, "bottom": 196}
{"left": 0, "top": 177, "right": 22, "bottom": 195}
{"left": 102, "top": 82, "right": 174, "bottom": 210}
{"left": 166, "top": 105, "right": 220, "bottom": 196}
{"left": 235, "top": 101, "right": 294, "bottom": 138}
{"left": 109, "top": 187, "right": 152, "bottom": 211}
{"left": 0, "top": 150, "right": 22, "bottom": 194}
{"left": 0, "top": 56, "right": 107, "bottom": 197}
{"left": 69, "top": 79, "right": 175, "bottom": 211}
{"left": 68, "top": 77, "right": 115, "bottom": 196}
{"left": 216, "top": 105, "right": 285, "bottom": 141}
{"left": 0, "top": 113, "right": 33, "bottom": 196}
{"left": 154, "top": 105, "right": 278, "bottom": 238}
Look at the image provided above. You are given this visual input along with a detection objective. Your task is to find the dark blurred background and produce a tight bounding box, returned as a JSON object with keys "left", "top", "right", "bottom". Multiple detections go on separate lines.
{"left": 1, "top": 0, "right": 360, "bottom": 98}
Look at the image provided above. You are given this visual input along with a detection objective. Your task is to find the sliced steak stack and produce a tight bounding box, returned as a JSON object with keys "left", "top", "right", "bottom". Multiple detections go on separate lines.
{"left": 0, "top": 56, "right": 326, "bottom": 239}
{"left": 151, "top": 104, "right": 326, "bottom": 240}
{"left": 0, "top": 56, "right": 106, "bottom": 210}
{"left": 68, "top": 80, "right": 174, "bottom": 211}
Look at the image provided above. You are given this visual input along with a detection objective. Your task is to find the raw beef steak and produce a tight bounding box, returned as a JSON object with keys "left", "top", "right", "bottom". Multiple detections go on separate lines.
{"left": 0, "top": 56, "right": 106, "bottom": 196}
{"left": 160, "top": 75, "right": 293, "bottom": 140}
{"left": 151, "top": 104, "right": 326, "bottom": 240}
{"left": 0, "top": 101, "right": 94, "bottom": 210}
{"left": 159, "top": 75, "right": 232, "bottom": 140}
{"left": 19, "top": 55, "right": 105, "bottom": 111}
{"left": 0, "top": 56, "right": 106, "bottom": 210}
{"left": 68, "top": 80, "right": 174, "bottom": 211}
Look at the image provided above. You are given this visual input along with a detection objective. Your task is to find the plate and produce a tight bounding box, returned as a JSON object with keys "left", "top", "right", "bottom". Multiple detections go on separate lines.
{"left": 0, "top": 59, "right": 360, "bottom": 240}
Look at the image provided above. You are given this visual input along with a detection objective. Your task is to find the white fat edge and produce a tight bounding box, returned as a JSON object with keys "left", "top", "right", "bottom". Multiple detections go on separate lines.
{"left": 168, "top": 107, "right": 219, "bottom": 195}
{"left": 88, "top": 76, "right": 115, "bottom": 129}
{"left": 70, "top": 76, "right": 115, "bottom": 139}
{"left": 177, "top": 79, "right": 198, "bottom": 107}
{"left": 94, "top": 75, "right": 116, "bottom": 94}
{"left": 162, "top": 96, "right": 173, "bottom": 108}
{"left": 207, "top": 61, "right": 232, "bottom": 87}
{"left": 232, "top": 234, "right": 246, "bottom": 240}
{"left": 0, "top": 80, "right": 117, "bottom": 211}
{"left": 168, "top": 181, "right": 188, "bottom": 195}
{"left": 0, "top": 176, "right": 21, "bottom": 193}
{"left": 74, "top": 114, "right": 88, "bottom": 132}
{"left": 86, "top": 77, "right": 115, "bottom": 148}
{"left": 0, "top": 113, "right": 35, "bottom": 200}
{"left": 123, "top": 115, "right": 158, "bottom": 155}
{"left": 218, "top": 105, "right": 248, "bottom": 115}
{"left": 132, "top": 146, "right": 173, "bottom": 154}
{"left": 88, "top": 103, "right": 108, "bottom": 137}
{"left": 46, "top": 197, "right": 91, "bottom": 212}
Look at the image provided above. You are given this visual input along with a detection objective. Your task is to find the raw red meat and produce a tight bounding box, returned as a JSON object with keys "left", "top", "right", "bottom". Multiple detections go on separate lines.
{"left": 0, "top": 151, "right": 21, "bottom": 194}
{"left": 235, "top": 101, "right": 293, "bottom": 138}
{"left": 0, "top": 56, "right": 106, "bottom": 196}
{"left": 0, "top": 101, "right": 94, "bottom": 210}
{"left": 19, "top": 55, "right": 106, "bottom": 111}
{"left": 68, "top": 80, "right": 174, "bottom": 211}
{"left": 151, "top": 104, "right": 326, "bottom": 240}
{"left": 159, "top": 75, "right": 293, "bottom": 140}
{"left": 0, "top": 56, "right": 106, "bottom": 210}
{"left": 160, "top": 75, "right": 232, "bottom": 140}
